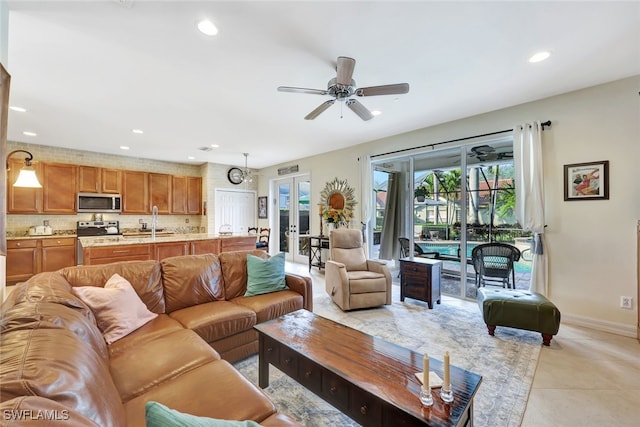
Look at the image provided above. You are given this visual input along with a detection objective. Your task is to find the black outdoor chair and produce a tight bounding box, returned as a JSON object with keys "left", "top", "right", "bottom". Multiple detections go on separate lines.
{"left": 471, "top": 242, "right": 521, "bottom": 289}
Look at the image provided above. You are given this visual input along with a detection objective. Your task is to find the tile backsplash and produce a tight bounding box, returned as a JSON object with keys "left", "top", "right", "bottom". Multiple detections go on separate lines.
{"left": 6, "top": 214, "right": 206, "bottom": 237}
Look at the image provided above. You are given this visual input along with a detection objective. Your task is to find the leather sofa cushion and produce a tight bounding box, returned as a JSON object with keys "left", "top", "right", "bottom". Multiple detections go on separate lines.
{"left": 124, "top": 360, "right": 277, "bottom": 426}
{"left": 108, "top": 314, "right": 184, "bottom": 357}
{"left": 110, "top": 329, "right": 221, "bottom": 402}
{"left": 169, "top": 301, "right": 256, "bottom": 343}
{"left": 219, "top": 250, "right": 268, "bottom": 300}
{"left": 0, "top": 396, "right": 98, "bottom": 427}
{"left": 1, "top": 301, "right": 108, "bottom": 362}
{"left": 161, "top": 254, "right": 225, "bottom": 312}
{"left": 4, "top": 273, "right": 89, "bottom": 314}
{"left": 261, "top": 412, "right": 303, "bottom": 426}
{"left": 62, "top": 261, "right": 165, "bottom": 314}
{"left": 232, "top": 291, "right": 304, "bottom": 323}
{"left": 0, "top": 328, "right": 125, "bottom": 427}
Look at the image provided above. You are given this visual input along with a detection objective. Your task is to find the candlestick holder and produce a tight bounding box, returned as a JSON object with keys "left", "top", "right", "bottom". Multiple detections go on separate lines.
{"left": 319, "top": 215, "right": 324, "bottom": 237}
{"left": 440, "top": 384, "right": 453, "bottom": 403}
{"left": 419, "top": 386, "right": 434, "bottom": 407}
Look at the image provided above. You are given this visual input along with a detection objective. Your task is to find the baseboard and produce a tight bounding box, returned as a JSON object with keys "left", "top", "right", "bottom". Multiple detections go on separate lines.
{"left": 562, "top": 313, "right": 637, "bottom": 338}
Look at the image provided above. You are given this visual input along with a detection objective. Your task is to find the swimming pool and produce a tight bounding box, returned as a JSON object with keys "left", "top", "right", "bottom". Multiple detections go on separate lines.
{"left": 415, "top": 241, "right": 532, "bottom": 273}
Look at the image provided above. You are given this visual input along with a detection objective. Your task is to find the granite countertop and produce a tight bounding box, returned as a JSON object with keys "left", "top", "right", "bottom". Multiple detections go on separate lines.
{"left": 79, "top": 233, "right": 253, "bottom": 248}
{"left": 7, "top": 232, "right": 77, "bottom": 240}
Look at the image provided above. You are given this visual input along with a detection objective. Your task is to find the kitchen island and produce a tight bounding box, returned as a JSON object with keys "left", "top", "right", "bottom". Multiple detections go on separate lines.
{"left": 80, "top": 233, "right": 257, "bottom": 265}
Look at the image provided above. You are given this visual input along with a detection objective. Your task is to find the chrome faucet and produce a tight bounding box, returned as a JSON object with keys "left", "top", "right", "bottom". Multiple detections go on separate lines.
{"left": 151, "top": 205, "right": 158, "bottom": 240}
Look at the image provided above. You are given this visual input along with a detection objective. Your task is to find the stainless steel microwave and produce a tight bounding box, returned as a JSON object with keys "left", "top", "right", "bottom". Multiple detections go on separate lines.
{"left": 77, "top": 193, "right": 122, "bottom": 213}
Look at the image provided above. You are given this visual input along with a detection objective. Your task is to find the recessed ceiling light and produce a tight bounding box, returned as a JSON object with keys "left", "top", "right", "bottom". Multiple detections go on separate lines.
{"left": 10, "top": 106, "right": 27, "bottom": 112}
{"left": 210, "top": 144, "right": 219, "bottom": 148}
{"left": 187, "top": 156, "right": 196, "bottom": 160}
{"left": 120, "top": 146, "right": 130, "bottom": 150}
{"left": 529, "top": 51, "right": 551, "bottom": 63}
{"left": 132, "top": 129, "right": 143, "bottom": 134}
{"left": 197, "top": 19, "right": 218, "bottom": 36}
{"left": 371, "top": 110, "right": 382, "bottom": 116}
{"left": 23, "top": 131, "right": 37, "bottom": 136}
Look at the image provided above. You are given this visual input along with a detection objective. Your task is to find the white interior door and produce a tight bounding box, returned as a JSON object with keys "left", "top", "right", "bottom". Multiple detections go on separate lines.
{"left": 273, "top": 175, "right": 310, "bottom": 263}
{"left": 214, "top": 189, "right": 256, "bottom": 234}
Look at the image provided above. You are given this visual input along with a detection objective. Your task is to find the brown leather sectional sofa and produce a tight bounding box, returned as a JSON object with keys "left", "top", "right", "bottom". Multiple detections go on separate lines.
{"left": 0, "top": 250, "right": 312, "bottom": 426}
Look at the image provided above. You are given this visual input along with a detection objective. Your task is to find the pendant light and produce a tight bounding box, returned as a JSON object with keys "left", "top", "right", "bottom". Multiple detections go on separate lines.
{"left": 6, "top": 149, "right": 42, "bottom": 188}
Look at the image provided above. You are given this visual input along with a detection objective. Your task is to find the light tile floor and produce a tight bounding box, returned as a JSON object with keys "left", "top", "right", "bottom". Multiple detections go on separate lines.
{"left": 288, "top": 261, "right": 640, "bottom": 427}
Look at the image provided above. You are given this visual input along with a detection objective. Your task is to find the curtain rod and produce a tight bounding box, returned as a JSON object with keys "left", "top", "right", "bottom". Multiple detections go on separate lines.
{"left": 371, "top": 120, "right": 551, "bottom": 159}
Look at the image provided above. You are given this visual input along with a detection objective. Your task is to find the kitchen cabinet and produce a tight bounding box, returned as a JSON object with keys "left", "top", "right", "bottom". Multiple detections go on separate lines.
{"left": 155, "top": 241, "right": 189, "bottom": 260}
{"left": 6, "top": 237, "right": 77, "bottom": 285}
{"left": 83, "top": 243, "right": 151, "bottom": 265}
{"left": 220, "top": 236, "right": 257, "bottom": 252}
{"left": 101, "top": 169, "right": 122, "bottom": 193}
{"left": 6, "top": 239, "right": 39, "bottom": 284}
{"left": 41, "top": 237, "right": 76, "bottom": 273}
{"left": 122, "top": 171, "right": 149, "bottom": 214}
{"left": 172, "top": 176, "right": 202, "bottom": 215}
{"left": 42, "top": 163, "right": 77, "bottom": 213}
{"left": 149, "top": 173, "right": 171, "bottom": 214}
{"left": 78, "top": 166, "right": 122, "bottom": 194}
{"left": 190, "top": 239, "right": 221, "bottom": 255}
{"left": 6, "top": 158, "right": 42, "bottom": 213}
{"left": 187, "top": 176, "right": 202, "bottom": 214}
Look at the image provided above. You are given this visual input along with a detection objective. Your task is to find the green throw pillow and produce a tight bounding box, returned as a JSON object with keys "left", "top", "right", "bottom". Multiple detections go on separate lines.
{"left": 244, "top": 252, "right": 288, "bottom": 297}
{"left": 145, "top": 401, "right": 262, "bottom": 427}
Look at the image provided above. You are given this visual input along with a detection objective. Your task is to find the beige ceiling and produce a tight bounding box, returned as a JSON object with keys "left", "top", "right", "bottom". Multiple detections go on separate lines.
{"left": 5, "top": 1, "right": 640, "bottom": 169}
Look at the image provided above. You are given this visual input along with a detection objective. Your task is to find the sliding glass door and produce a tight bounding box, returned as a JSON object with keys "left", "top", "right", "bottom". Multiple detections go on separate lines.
{"left": 372, "top": 137, "right": 531, "bottom": 300}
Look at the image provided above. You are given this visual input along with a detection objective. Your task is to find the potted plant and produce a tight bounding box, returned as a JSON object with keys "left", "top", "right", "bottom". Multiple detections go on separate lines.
{"left": 414, "top": 183, "right": 428, "bottom": 202}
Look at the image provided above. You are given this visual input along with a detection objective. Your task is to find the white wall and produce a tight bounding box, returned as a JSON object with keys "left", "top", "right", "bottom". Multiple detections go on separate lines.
{"left": 258, "top": 75, "right": 640, "bottom": 334}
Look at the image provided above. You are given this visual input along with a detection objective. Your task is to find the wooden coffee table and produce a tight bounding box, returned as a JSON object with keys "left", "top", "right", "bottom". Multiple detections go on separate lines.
{"left": 255, "top": 310, "right": 482, "bottom": 426}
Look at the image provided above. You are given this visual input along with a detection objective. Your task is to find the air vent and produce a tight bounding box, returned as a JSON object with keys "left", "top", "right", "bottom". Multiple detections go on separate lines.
{"left": 198, "top": 146, "right": 213, "bottom": 152}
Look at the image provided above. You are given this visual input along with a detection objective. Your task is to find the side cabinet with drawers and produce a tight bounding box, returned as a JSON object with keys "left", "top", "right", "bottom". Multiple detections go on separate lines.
{"left": 399, "top": 257, "right": 442, "bottom": 309}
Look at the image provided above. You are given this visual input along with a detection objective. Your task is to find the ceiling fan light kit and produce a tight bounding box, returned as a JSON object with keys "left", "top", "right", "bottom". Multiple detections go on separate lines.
{"left": 278, "top": 56, "right": 409, "bottom": 121}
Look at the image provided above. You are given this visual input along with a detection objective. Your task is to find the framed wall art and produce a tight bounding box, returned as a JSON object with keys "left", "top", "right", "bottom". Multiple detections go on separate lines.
{"left": 258, "top": 196, "right": 268, "bottom": 218}
{"left": 564, "top": 160, "right": 609, "bottom": 201}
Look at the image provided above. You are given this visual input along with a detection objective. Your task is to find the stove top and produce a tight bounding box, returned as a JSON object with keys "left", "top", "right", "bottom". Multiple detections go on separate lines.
{"left": 77, "top": 220, "right": 121, "bottom": 237}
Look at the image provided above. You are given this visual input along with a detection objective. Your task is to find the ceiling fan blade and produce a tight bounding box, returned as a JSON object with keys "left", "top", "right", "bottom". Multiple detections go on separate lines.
{"left": 304, "top": 100, "right": 335, "bottom": 120}
{"left": 278, "top": 86, "right": 328, "bottom": 95}
{"left": 346, "top": 99, "right": 374, "bottom": 121}
{"left": 356, "top": 83, "right": 410, "bottom": 97}
{"left": 336, "top": 56, "right": 356, "bottom": 86}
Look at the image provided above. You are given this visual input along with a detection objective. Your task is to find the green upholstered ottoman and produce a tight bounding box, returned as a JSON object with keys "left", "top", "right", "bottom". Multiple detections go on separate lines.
{"left": 477, "top": 288, "right": 561, "bottom": 346}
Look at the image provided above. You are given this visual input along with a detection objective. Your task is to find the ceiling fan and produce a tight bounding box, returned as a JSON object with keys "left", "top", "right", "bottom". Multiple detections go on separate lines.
{"left": 277, "top": 56, "right": 409, "bottom": 121}
{"left": 468, "top": 145, "right": 513, "bottom": 161}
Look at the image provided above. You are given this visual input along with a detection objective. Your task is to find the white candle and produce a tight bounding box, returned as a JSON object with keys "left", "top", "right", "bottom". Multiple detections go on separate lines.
{"left": 423, "top": 353, "right": 429, "bottom": 389}
{"left": 444, "top": 351, "right": 450, "bottom": 387}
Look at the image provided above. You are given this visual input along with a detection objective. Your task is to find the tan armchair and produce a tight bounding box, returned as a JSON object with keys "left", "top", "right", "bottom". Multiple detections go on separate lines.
{"left": 325, "top": 229, "right": 392, "bottom": 311}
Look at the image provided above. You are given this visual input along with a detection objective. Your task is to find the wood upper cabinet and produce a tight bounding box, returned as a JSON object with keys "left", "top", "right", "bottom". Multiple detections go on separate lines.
{"left": 122, "top": 170, "right": 149, "bottom": 214}
{"left": 171, "top": 175, "right": 202, "bottom": 215}
{"left": 171, "top": 175, "right": 187, "bottom": 214}
{"left": 78, "top": 166, "right": 101, "bottom": 193}
{"left": 6, "top": 158, "right": 42, "bottom": 213}
{"left": 149, "top": 173, "right": 171, "bottom": 214}
{"left": 187, "top": 176, "right": 202, "bottom": 214}
{"left": 101, "top": 169, "right": 122, "bottom": 193}
{"left": 42, "top": 163, "right": 77, "bottom": 214}
{"left": 78, "top": 166, "right": 122, "bottom": 194}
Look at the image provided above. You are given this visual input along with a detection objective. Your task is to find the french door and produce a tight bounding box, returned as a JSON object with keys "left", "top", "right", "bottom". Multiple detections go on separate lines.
{"left": 273, "top": 174, "right": 310, "bottom": 263}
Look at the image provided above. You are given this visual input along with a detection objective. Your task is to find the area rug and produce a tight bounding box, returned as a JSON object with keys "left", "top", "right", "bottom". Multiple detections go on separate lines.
{"left": 234, "top": 284, "right": 540, "bottom": 427}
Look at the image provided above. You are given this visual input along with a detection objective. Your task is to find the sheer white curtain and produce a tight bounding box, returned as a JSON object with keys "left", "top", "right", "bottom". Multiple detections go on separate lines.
{"left": 513, "top": 121, "right": 548, "bottom": 295}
